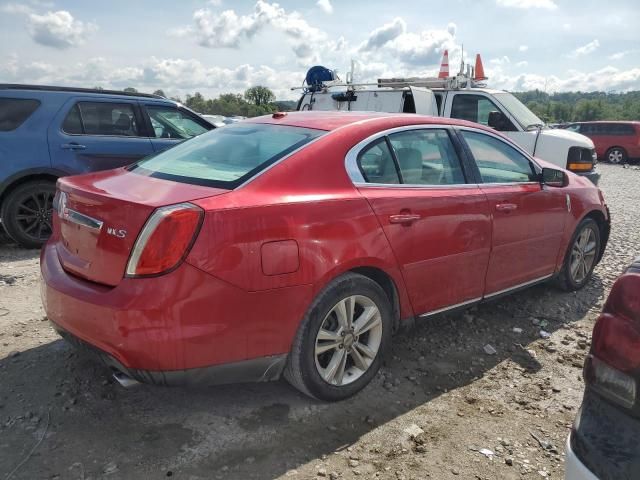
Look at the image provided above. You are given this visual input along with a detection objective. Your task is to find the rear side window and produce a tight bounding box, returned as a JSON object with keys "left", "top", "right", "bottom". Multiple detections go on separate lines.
{"left": 130, "top": 123, "right": 324, "bottom": 188}
{"left": 388, "top": 129, "right": 465, "bottom": 185}
{"left": 62, "top": 102, "right": 139, "bottom": 136}
{"left": 0, "top": 98, "right": 40, "bottom": 131}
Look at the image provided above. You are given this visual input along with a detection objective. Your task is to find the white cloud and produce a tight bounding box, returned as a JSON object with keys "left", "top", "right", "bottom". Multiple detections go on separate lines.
{"left": 360, "top": 17, "right": 406, "bottom": 50}
{"left": 518, "top": 45, "right": 528, "bottom": 52}
{"left": 490, "top": 56, "right": 510, "bottom": 66}
{"left": 608, "top": 50, "right": 636, "bottom": 61}
{"left": 180, "top": 1, "right": 327, "bottom": 61}
{"left": 516, "top": 60, "right": 528, "bottom": 67}
{"left": 563, "top": 23, "right": 572, "bottom": 30}
{"left": 208, "top": 0, "right": 222, "bottom": 5}
{"left": 316, "top": 0, "right": 333, "bottom": 14}
{"left": 496, "top": 0, "right": 557, "bottom": 9}
{"left": 1, "top": 3, "right": 34, "bottom": 14}
{"left": 15, "top": 10, "right": 98, "bottom": 49}
{"left": 569, "top": 39, "right": 600, "bottom": 58}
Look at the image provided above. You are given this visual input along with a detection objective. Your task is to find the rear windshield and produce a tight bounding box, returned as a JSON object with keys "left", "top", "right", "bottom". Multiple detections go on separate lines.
{"left": 130, "top": 123, "right": 324, "bottom": 188}
{"left": 0, "top": 98, "right": 41, "bottom": 131}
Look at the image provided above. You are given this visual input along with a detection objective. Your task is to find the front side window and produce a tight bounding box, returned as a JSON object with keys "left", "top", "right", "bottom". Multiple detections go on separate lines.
{"left": 451, "top": 94, "right": 514, "bottom": 130}
{"left": 0, "top": 98, "right": 40, "bottom": 132}
{"left": 147, "top": 106, "right": 209, "bottom": 139}
{"left": 62, "top": 102, "right": 140, "bottom": 136}
{"left": 387, "top": 129, "right": 465, "bottom": 185}
{"left": 461, "top": 130, "right": 537, "bottom": 184}
{"left": 130, "top": 123, "right": 324, "bottom": 188}
{"left": 357, "top": 138, "right": 400, "bottom": 184}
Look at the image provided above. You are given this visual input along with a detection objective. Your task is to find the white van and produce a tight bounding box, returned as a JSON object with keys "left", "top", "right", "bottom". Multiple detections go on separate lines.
{"left": 296, "top": 71, "right": 599, "bottom": 184}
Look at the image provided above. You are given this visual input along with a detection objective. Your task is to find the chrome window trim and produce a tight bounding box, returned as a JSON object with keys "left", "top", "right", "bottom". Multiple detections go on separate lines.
{"left": 345, "top": 124, "right": 470, "bottom": 187}
{"left": 354, "top": 182, "right": 480, "bottom": 190}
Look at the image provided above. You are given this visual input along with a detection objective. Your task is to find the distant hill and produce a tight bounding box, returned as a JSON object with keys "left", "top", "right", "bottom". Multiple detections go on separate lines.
{"left": 513, "top": 90, "right": 640, "bottom": 123}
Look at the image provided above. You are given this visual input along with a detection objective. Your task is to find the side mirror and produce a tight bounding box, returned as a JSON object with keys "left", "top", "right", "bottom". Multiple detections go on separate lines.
{"left": 488, "top": 110, "right": 507, "bottom": 129}
{"left": 541, "top": 167, "right": 568, "bottom": 187}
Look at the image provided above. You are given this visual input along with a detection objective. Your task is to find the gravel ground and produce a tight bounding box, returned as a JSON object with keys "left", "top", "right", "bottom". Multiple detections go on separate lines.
{"left": 1, "top": 163, "right": 639, "bottom": 480}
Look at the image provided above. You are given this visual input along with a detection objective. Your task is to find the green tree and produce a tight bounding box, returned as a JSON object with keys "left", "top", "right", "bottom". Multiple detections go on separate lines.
{"left": 123, "top": 87, "right": 138, "bottom": 93}
{"left": 153, "top": 89, "right": 166, "bottom": 97}
{"left": 244, "top": 86, "right": 275, "bottom": 106}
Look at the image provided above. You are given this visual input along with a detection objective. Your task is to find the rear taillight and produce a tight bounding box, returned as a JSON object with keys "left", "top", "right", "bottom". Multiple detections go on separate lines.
{"left": 586, "top": 274, "right": 640, "bottom": 409}
{"left": 126, "top": 203, "right": 203, "bottom": 277}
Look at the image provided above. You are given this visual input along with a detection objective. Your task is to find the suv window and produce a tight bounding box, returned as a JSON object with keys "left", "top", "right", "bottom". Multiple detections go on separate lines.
{"left": 62, "top": 102, "right": 140, "bottom": 136}
{"left": 451, "top": 94, "right": 515, "bottom": 131}
{"left": 147, "top": 106, "right": 209, "bottom": 139}
{"left": 0, "top": 98, "right": 40, "bottom": 132}
{"left": 388, "top": 129, "right": 465, "bottom": 185}
{"left": 461, "top": 130, "right": 537, "bottom": 183}
{"left": 357, "top": 138, "right": 400, "bottom": 184}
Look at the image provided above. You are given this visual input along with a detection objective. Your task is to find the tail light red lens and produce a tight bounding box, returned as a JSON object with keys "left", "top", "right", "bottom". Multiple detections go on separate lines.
{"left": 591, "top": 313, "right": 640, "bottom": 373}
{"left": 126, "top": 203, "right": 203, "bottom": 277}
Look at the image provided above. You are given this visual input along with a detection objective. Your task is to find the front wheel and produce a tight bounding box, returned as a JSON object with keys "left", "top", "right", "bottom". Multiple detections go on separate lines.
{"left": 606, "top": 147, "right": 627, "bottom": 164}
{"left": 1, "top": 181, "right": 56, "bottom": 248}
{"left": 284, "top": 273, "right": 392, "bottom": 401}
{"left": 556, "top": 218, "right": 601, "bottom": 291}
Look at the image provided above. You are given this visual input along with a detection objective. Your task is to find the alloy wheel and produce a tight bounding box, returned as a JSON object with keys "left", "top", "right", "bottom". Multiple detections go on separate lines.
{"left": 570, "top": 227, "right": 597, "bottom": 284}
{"left": 314, "top": 295, "right": 383, "bottom": 386}
{"left": 608, "top": 149, "right": 624, "bottom": 164}
{"left": 15, "top": 191, "right": 54, "bottom": 243}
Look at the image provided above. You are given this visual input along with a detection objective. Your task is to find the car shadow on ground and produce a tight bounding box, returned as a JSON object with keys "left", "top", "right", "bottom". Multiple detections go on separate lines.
{"left": 0, "top": 269, "right": 605, "bottom": 479}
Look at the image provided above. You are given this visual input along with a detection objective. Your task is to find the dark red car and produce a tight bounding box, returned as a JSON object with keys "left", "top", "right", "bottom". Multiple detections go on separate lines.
{"left": 566, "top": 257, "right": 640, "bottom": 480}
{"left": 41, "top": 112, "right": 610, "bottom": 401}
{"left": 566, "top": 121, "right": 640, "bottom": 164}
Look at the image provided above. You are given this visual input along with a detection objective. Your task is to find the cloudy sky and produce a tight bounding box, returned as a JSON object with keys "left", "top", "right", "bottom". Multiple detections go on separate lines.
{"left": 1, "top": 0, "right": 639, "bottom": 100}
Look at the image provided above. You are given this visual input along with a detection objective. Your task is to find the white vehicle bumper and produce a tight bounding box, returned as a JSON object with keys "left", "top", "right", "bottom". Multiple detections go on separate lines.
{"left": 565, "top": 433, "right": 599, "bottom": 480}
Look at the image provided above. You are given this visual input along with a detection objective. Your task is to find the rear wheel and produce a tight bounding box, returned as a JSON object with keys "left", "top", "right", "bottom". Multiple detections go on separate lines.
{"left": 606, "top": 147, "right": 627, "bottom": 164}
{"left": 1, "top": 181, "right": 55, "bottom": 248}
{"left": 284, "top": 273, "right": 392, "bottom": 401}
{"left": 556, "top": 218, "right": 601, "bottom": 291}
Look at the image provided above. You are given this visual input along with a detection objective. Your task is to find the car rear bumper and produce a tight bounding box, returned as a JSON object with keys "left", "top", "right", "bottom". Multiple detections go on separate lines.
{"left": 565, "top": 432, "right": 599, "bottom": 480}
{"left": 40, "top": 242, "right": 310, "bottom": 383}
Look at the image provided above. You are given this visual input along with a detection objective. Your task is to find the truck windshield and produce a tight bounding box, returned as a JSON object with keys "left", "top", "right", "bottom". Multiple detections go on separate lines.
{"left": 493, "top": 93, "right": 544, "bottom": 129}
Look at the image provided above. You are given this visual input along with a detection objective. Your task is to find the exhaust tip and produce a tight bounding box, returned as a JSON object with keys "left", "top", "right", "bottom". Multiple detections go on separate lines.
{"left": 112, "top": 370, "right": 140, "bottom": 388}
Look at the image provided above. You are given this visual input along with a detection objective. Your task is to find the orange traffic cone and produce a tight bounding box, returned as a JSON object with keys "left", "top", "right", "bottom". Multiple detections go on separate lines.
{"left": 474, "top": 54, "right": 487, "bottom": 80}
{"left": 438, "top": 50, "right": 449, "bottom": 79}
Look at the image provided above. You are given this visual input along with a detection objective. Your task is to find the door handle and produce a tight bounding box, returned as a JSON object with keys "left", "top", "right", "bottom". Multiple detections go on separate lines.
{"left": 61, "top": 143, "right": 87, "bottom": 150}
{"left": 495, "top": 203, "right": 518, "bottom": 212}
{"left": 389, "top": 213, "right": 421, "bottom": 225}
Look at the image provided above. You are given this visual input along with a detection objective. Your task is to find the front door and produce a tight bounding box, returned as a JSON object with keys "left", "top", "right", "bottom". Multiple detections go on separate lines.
{"left": 353, "top": 127, "right": 492, "bottom": 315}
{"left": 457, "top": 128, "right": 568, "bottom": 295}
{"left": 48, "top": 98, "right": 154, "bottom": 174}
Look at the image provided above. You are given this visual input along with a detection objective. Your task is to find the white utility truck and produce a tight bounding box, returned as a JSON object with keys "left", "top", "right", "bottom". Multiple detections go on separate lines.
{"left": 295, "top": 55, "right": 599, "bottom": 184}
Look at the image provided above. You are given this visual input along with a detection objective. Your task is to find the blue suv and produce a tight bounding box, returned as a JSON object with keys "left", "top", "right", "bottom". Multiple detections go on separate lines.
{"left": 0, "top": 84, "right": 214, "bottom": 248}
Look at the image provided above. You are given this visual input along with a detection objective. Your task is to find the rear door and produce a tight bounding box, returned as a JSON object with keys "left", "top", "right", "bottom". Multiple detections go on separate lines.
{"left": 48, "top": 98, "right": 154, "bottom": 174}
{"left": 457, "top": 128, "right": 568, "bottom": 295}
{"left": 140, "top": 103, "right": 212, "bottom": 152}
{"left": 351, "top": 126, "right": 492, "bottom": 315}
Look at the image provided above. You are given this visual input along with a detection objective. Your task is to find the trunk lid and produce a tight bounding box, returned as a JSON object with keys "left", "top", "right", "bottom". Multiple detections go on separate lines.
{"left": 56, "top": 168, "right": 227, "bottom": 286}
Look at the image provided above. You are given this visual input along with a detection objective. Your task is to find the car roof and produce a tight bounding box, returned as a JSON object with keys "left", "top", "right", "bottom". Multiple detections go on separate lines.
{"left": 0, "top": 83, "right": 168, "bottom": 101}
{"left": 571, "top": 120, "right": 640, "bottom": 125}
{"left": 246, "top": 111, "right": 493, "bottom": 132}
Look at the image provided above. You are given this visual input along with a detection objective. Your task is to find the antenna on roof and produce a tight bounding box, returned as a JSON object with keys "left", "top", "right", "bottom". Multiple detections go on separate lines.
{"left": 459, "top": 44, "right": 465, "bottom": 75}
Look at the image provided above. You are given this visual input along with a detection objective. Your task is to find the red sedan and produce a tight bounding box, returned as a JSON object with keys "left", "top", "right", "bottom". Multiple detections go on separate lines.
{"left": 41, "top": 112, "right": 610, "bottom": 401}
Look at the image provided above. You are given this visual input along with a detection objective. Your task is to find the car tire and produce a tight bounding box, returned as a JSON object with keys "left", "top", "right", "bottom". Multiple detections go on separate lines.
{"left": 606, "top": 147, "right": 627, "bottom": 164}
{"left": 1, "top": 180, "right": 56, "bottom": 249}
{"left": 284, "top": 272, "right": 393, "bottom": 401}
{"left": 555, "top": 218, "right": 601, "bottom": 292}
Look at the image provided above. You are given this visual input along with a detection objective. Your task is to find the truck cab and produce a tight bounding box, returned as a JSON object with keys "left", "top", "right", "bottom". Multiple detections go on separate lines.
{"left": 435, "top": 88, "right": 599, "bottom": 183}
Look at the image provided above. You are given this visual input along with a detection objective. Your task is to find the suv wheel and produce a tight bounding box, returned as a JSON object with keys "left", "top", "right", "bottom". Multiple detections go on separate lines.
{"left": 1, "top": 181, "right": 56, "bottom": 248}
{"left": 284, "top": 273, "right": 392, "bottom": 401}
{"left": 606, "top": 147, "right": 627, "bottom": 164}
